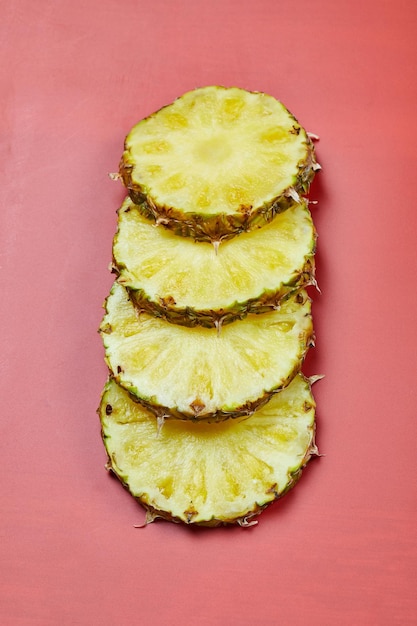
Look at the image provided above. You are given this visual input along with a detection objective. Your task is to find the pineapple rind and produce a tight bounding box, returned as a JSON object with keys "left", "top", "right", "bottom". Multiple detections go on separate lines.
{"left": 99, "top": 282, "right": 314, "bottom": 421}
{"left": 127, "top": 266, "right": 314, "bottom": 329}
{"left": 119, "top": 86, "right": 318, "bottom": 242}
{"left": 98, "top": 374, "right": 317, "bottom": 526}
{"left": 113, "top": 197, "right": 316, "bottom": 328}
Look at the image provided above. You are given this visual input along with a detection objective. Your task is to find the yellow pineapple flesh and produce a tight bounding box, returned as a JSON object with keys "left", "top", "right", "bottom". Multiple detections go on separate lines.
{"left": 99, "top": 374, "right": 318, "bottom": 526}
{"left": 113, "top": 196, "right": 316, "bottom": 327}
{"left": 119, "top": 86, "right": 318, "bottom": 242}
{"left": 99, "top": 282, "right": 314, "bottom": 421}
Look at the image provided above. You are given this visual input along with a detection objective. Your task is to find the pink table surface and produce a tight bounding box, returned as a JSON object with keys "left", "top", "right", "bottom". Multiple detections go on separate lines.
{"left": 1, "top": 1, "right": 416, "bottom": 624}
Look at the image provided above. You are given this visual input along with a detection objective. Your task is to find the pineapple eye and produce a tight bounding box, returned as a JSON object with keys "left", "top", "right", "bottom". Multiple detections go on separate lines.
{"left": 219, "top": 97, "right": 245, "bottom": 121}
{"left": 162, "top": 112, "right": 188, "bottom": 129}
{"left": 259, "top": 127, "right": 288, "bottom": 143}
{"left": 161, "top": 173, "right": 187, "bottom": 192}
{"left": 141, "top": 139, "right": 172, "bottom": 154}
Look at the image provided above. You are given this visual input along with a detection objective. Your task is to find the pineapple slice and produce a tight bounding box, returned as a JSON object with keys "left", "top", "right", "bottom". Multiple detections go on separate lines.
{"left": 99, "top": 282, "right": 313, "bottom": 421}
{"left": 119, "top": 86, "right": 318, "bottom": 242}
{"left": 99, "top": 374, "right": 318, "bottom": 526}
{"left": 113, "top": 196, "right": 316, "bottom": 328}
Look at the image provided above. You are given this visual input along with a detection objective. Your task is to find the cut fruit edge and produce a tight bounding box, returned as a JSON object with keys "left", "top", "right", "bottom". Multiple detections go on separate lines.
{"left": 112, "top": 197, "right": 318, "bottom": 328}
{"left": 120, "top": 165, "right": 317, "bottom": 243}
{"left": 124, "top": 258, "right": 316, "bottom": 330}
{"left": 98, "top": 373, "right": 321, "bottom": 527}
{"left": 118, "top": 86, "right": 320, "bottom": 242}
{"left": 99, "top": 283, "right": 315, "bottom": 421}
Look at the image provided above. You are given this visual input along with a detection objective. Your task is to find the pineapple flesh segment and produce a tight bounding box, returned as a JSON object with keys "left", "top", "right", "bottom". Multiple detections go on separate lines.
{"left": 119, "top": 86, "right": 317, "bottom": 242}
{"left": 113, "top": 197, "right": 316, "bottom": 328}
{"left": 99, "top": 282, "right": 313, "bottom": 421}
{"left": 99, "top": 374, "right": 318, "bottom": 526}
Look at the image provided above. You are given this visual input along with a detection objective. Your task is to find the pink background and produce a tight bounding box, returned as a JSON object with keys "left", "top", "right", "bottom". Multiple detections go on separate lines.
{"left": 1, "top": 1, "right": 416, "bottom": 624}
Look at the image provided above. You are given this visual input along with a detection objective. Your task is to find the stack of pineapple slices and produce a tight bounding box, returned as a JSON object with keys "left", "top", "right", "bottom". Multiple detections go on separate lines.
{"left": 99, "top": 86, "right": 321, "bottom": 526}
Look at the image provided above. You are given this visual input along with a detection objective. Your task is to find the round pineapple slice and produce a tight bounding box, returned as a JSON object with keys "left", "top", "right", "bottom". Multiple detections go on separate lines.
{"left": 113, "top": 196, "right": 316, "bottom": 328}
{"left": 99, "top": 282, "right": 313, "bottom": 421}
{"left": 119, "top": 86, "right": 318, "bottom": 242}
{"left": 99, "top": 374, "right": 318, "bottom": 526}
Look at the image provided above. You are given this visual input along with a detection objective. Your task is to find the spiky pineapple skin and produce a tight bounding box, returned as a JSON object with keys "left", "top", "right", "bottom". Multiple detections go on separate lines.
{"left": 123, "top": 257, "right": 315, "bottom": 329}
{"left": 112, "top": 196, "right": 317, "bottom": 328}
{"left": 101, "top": 350, "right": 315, "bottom": 423}
{"left": 98, "top": 375, "right": 319, "bottom": 526}
{"left": 107, "top": 373, "right": 304, "bottom": 424}
{"left": 119, "top": 162, "right": 316, "bottom": 243}
{"left": 118, "top": 86, "right": 319, "bottom": 243}
{"left": 99, "top": 284, "right": 315, "bottom": 422}
{"left": 103, "top": 455, "right": 316, "bottom": 527}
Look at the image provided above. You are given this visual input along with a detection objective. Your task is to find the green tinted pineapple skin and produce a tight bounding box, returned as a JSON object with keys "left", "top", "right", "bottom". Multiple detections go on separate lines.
{"left": 112, "top": 197, "right": 317, "bottom": 329}
{"left": 105, "top": 462, "right": 314, "bottom": 527}
{"left": 99, "top": 283, "right": 314, "bottom": 422}
{"left": 126, "top": 257, "right": 315, "bottom": 329}
{"left": 119, "top": 86, "right": 318, "bottom": 243}
{"left": 98, "top": 375, "right": 318, "bottom": 526}
{"left": 120, "top": 169, "right": 316, "bottom": 243}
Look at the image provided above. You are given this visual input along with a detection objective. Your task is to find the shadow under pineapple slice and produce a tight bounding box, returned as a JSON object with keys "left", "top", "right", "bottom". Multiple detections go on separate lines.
{"left": 119, "top": 86, "right": 319, "bottom": 242}
{"left": 113, "top": 197, "right": 316, "bottom": 329}
{"left": 99, "top": 282, "right": 314, "bottom": 421}
{"left": 99, "top": 373, "right": 318, "bottom": 526}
